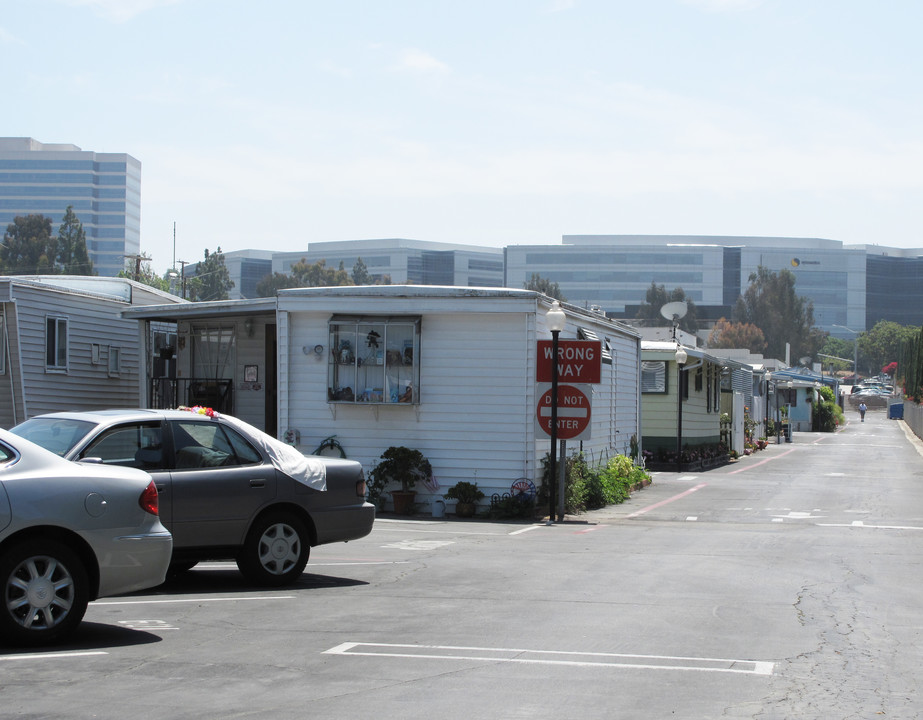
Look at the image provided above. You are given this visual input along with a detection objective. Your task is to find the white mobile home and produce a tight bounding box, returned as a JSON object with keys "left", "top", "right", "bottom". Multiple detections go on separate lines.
{"left": 0, "top": 275, "right": 185, "bottom": 427}
{"left": 126, "top": 287, "right": 642, "bottom": 513}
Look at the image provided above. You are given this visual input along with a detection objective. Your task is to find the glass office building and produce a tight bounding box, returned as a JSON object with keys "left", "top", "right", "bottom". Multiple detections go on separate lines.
{"left": 505, "top": 235, "right": 875, "bottom": 336}
{"left": 272, "top": 239, "right": 505, "bottom": 289}
{"left": 0, "top": 138, "right": 141, "bottom": 277}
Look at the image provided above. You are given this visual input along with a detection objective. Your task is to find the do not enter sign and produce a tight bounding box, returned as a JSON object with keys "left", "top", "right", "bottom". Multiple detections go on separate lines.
{"left": 536, "top": 383, "right": 591, "bottom": 441}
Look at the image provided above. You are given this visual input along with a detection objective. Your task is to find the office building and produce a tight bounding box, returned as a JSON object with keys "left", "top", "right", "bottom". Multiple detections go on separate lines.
{"left": 0, "top": 137, "right": 141, "bottom": 277}
{"left": 505, "top": 235, "right": 921, "bottom": 337}
{"left": 272, "top": 238, "right": 505, "bottom": 288}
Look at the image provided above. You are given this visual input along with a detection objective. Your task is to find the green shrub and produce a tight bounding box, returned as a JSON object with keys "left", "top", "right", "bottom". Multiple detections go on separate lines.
{"left": 539, "top": 452, "right": 650, "bottom": 514}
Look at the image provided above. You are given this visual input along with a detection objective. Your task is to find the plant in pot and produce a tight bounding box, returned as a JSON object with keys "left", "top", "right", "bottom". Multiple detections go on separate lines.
{"left": 367, "top": 446, "right": 431, "bottom": 515}
{"left": 444, "top": 481, "right": 485, "bottom": 518}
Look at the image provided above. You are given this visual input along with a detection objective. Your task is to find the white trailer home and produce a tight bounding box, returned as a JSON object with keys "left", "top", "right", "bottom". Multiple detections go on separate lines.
{"left": 126, "top": 286, "right": 642, "bottom": 514}
{"left": 0, "top": 275, "right": 184, "bottom": 428}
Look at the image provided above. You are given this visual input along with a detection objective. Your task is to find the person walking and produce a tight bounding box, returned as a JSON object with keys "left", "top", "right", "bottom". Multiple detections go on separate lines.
{"left": 858, "top": 401, "right": 867, "bottom": 422}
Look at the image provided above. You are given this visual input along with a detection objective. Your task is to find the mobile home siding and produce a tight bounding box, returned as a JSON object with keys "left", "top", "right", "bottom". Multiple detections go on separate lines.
{"left": 277, "top": 288, "right": 641, "bottom": 504}
{"left": 0, "top": 277, "right": 185, "bottom": 428}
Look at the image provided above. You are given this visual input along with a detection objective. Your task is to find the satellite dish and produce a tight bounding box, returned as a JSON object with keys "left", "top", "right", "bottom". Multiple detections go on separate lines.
{"left": 660, "top": 301, "right": 688, "bottom": 322}
{"left": 799, "top": 356, "right": 812, "bottom": 367}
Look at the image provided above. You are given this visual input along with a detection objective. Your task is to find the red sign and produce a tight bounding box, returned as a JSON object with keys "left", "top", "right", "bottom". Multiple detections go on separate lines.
{"left": 536, "top": 340, "right": 602, "bottom": 384}
{"left": 536, "top": 384, "right": 592, "bottom": 440}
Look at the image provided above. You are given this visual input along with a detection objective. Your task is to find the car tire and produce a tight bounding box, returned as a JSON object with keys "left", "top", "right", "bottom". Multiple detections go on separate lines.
{"left": 237, "top": 512, "right": 310, "bottom": 587}
{"left": 0, "top": 540, "right": 90, "bottom": 646}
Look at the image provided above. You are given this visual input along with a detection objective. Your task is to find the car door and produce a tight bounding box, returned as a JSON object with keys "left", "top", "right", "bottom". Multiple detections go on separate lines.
{"left": 166, "top": 419, "right": 276, "bottom": 549}
{"left": 76, "top": 421, "right": 172, "bottom": 527}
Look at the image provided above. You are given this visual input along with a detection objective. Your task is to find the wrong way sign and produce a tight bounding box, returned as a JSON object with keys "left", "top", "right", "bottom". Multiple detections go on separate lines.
{"left": 535, "top": 383, "right": 592, "bottom": 441}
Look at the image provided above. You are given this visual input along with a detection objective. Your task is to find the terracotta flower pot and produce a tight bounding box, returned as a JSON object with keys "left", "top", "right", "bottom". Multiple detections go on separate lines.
{"left": 391, "top": 490, "right": 416, "bottom": 515}
{"left": 454, "top": 501, "right": 476, "bottom": 518}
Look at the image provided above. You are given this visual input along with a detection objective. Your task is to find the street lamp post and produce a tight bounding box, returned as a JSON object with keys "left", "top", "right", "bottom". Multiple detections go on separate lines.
{"left": 675, "top": 345, "right": 688, "bottom": 471}
{"left": 546, "top": 300, "right": 567, "bottom": 523}
{"left": 833, "top": 325, "right": 860, "bottom": 383}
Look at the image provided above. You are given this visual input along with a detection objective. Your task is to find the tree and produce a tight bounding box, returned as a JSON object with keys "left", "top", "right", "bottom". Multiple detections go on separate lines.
{"left": 733, "top": 266, "right": 823, "bottom": 362}
{"left": 290, "top": 258, "right": 353, "bottom": 287}
{"left": 635, "top": 283, "right": 699, "bottom": 333}
{"left": 1, "top": 214, "right": 56, "bottom": 274}
{"left": 255, "top": 271, "right": 303, "bottom": 297}
{"left": 352, "top": 257, "right": 372, "bottom": 285}
{"left": 707, "top": 318, "right": 767, "bottom": 352}
{"left": 859, "top": 320, "right": 919, "bottom": 378}
{"left": 56, "top": 206, "right": 94, "bottom": 275}
{"left": 117, "top": 256, "right": 174, "bottom": 293}
{"left": 189, "top": 247, "right": 234, "bottom": 302}
{"left": 818, "top": 334, "right": 857, "bottom": 374}
{"left": 524, "top": 273, "right": 566, "bottom": 301}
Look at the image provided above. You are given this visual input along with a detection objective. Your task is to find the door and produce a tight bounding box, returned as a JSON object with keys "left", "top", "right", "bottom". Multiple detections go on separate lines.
{"left": 77, "top": 420, "right": 173, "bottom": 527}
{"left": 166, "top": 419, "right": 277, "bottom": 548}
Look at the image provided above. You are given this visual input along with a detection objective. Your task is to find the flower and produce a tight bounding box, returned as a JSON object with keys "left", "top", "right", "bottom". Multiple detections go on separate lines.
{"left": 177, "top": 405, "right": 218, "bottom": 418}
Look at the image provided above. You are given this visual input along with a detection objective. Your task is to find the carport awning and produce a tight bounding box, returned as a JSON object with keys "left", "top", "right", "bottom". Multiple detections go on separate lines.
{"left": 123, "top": 298, "right": 278, "bottom": 322}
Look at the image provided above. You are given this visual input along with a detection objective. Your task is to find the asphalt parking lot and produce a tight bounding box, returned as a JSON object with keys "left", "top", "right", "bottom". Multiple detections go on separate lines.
{"left": 3, "top": 409, "right": 923, "bottom": 719}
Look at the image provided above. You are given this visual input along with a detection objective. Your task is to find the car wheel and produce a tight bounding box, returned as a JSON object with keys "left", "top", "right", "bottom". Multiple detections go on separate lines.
{"left": 0, "top": 540, "right": 90, "bottom": 646}
{"left": 237, "top": 512, "right": 310, "bottom": 587}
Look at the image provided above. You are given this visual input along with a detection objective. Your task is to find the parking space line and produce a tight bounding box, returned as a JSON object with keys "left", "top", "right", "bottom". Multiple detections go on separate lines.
{"left": 509, "top": 525, "right": 541, "bottom": 536}
{"left": 817, "top": 522, "right": 923, "bottom": 531}
{"left": 374, "top": 527, "right": 510, "bottom": 536}
{"left": 95, "top": 595, "right": 295, "bottom": 606}
{"left": 324, "top": 642, "right": 774, "bottom": 676}
{"left": 0, "top": 651, "right": 108, "bottom": 662}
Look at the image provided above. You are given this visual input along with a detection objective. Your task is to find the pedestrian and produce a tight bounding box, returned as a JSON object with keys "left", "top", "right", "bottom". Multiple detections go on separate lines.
{"left": 858, "top": 402, "right": 867, "bottom": 422}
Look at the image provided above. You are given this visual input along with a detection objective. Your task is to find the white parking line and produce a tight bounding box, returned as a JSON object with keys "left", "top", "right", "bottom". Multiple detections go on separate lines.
{"left": 817, "top": 522, "right": 923, "bottom": 531}
{"left": 324, "top": 642, "right": 774, "bottom": 676}
{"left": 95, "top": 595, "right": 295, "bottom": 606}
{"left": 0, "top": 651, "right": 107, "bottom": 662}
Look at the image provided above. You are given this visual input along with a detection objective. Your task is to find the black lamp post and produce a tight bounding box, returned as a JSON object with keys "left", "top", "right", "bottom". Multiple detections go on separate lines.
{"left": 546, "top": 300, "right": 567, "bottom": 523}
{"left": 675, "top": 345, "right": 687, "bottom": 471}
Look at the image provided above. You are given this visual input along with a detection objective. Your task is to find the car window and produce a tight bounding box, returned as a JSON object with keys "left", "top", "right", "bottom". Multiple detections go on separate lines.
{"left": 80, "top": 423, "right": 165, "bottom": 470}
{"left": 171, "top": 421, "right": 262, "bottom": 469}
{"left": 0, "top": 441, "right": 16, "bottom": 465}
{"left": 10, "top": 418, "right": 96, "bottom": 457}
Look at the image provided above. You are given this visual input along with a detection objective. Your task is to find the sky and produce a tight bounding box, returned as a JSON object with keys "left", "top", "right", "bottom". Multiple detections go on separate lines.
{"left": 4, "top": 0, "right": 923, "bottom": 273}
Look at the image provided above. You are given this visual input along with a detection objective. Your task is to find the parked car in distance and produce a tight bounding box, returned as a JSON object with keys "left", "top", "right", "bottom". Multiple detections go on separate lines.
{"left": 10, "top": 409, "right": 375, "bottom": 587}
{"left": 0, "top": 427, "right": 172, "bottom": 646}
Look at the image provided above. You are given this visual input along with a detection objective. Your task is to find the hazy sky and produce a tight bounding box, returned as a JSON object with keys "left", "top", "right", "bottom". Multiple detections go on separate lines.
{"left": 5, "top": 0, "right": 923, "bottom": 272}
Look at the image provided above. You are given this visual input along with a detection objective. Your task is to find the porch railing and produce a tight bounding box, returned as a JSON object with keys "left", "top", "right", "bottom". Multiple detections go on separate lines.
{"left": 148, "top": 378, "right": 234, "bottom": 414}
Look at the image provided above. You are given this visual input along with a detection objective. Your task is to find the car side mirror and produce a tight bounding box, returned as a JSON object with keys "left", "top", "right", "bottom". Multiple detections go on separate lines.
{"left": 78, "top": 457, "right": 104, "bottom": 464}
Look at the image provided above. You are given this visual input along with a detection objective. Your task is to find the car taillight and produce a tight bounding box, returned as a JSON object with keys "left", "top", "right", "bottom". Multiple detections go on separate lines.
{"left": 139, "top": 480, "right": 159, "bottom": 516}
{"left": 356, "top": 473, "right": 367, "bottom": 498}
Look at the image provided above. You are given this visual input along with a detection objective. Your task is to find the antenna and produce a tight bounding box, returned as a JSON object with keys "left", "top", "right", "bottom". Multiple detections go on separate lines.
{"left": 660, "top": 301, "right": 688, "bottom": 339}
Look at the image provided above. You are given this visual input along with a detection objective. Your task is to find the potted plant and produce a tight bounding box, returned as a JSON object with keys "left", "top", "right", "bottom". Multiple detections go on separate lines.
{"left": 367, "top": 446, "right": 431, "bottom": 515}
{"left": 444, "top": 481, "right": 485, "bottom": 518}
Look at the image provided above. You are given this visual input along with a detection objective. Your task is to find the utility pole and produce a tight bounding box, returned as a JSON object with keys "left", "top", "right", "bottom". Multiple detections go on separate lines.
{"left": 178, "top": 259, "right": 189, "bottom": 300}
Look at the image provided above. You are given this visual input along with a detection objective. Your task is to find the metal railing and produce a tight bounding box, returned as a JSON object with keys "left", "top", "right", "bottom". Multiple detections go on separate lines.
{"left": 148, "top": 378, "right": 233, "bottom": 414}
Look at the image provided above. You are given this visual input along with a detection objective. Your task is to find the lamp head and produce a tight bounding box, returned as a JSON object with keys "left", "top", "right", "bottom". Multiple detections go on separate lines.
{"left": 675, "top": 347, "right": 688, "bottom": 366}
{"left": 546, "top": 300, "right": 567, "bottom": 333}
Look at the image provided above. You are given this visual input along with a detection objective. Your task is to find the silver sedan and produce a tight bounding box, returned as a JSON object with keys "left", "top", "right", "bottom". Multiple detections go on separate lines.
{"left": 11, "top": 409, "right": 375, "bottom": 587}
{"left": 0, "top": 428, "right": 172, "bottom": 646}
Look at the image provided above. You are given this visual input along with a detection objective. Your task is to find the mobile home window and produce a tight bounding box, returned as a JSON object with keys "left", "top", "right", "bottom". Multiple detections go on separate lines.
{"left": 328, "top": 316, "right": 421, "bottom": 404}
{"left": 641, "top": 361, "right": 667, "bottom": 393}
{"left": 108, "top": 346, "right": 121, "bottom": 376}
{"left": 45, "top": 316, "right": 68, "bottom": 371}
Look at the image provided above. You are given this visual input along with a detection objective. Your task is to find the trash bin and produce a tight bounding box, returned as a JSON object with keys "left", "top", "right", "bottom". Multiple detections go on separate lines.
{"left": 888, "top": 403, "right": 904, "bottom": 420}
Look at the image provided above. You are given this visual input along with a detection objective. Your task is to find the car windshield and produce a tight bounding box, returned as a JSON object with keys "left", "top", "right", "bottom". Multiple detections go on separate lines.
{"left": 10, "top": 418, "right": 97, "bottom": 457}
